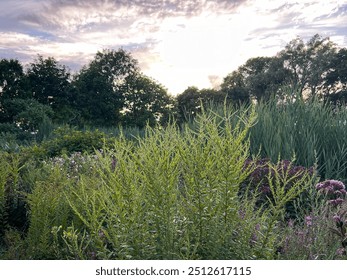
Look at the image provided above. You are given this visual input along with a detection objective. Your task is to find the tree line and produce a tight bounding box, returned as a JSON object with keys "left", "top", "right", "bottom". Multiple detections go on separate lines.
{"left": 1, "top": 34, "right": 347, "bottom": 137}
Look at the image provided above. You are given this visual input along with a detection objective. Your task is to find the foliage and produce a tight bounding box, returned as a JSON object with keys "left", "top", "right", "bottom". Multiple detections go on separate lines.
{"left": 220, "top": 34, "right": 345, "bottom": 102}
{"left": 121, "top": 74, "right": 175, "bottom": 128}
{"left": 221, "top": 56, "right": 288, "bottom": 102}
{"left": 72, "top": 49, "right": 138, "bottom": 126}
{"left": 249, "top": 96, "right": 347, "bottom": 182}
{"left": 278, "top": 182, "right": 347, "bottom": 260}
{"left": 0, "top": 153, "right": 26, "bottom": 240}
{"left": 242, "top": 158, "right": 315, "bottom": 219}
{"left": 0, "top": 106, "right": 289, "bottom": 259}
{"left": 176, "top": 86, "right": 226, "bottom": 123}
{"left": 22, "top": 126, "right": 113, "bottom": 159}
{"left": 0, "top": 58, "right": 27, "bottom": 102}
{"left": 0, "top": 98, "right": 53, "bottom": 142}
{"left": 279, "top": 34, "right": 337, "bottom": 99}
{"left": 26, "top": 55, "right": 74, "bottom": 122}
{"left": 324, "top": 48, "right": 347, "bottom": 99}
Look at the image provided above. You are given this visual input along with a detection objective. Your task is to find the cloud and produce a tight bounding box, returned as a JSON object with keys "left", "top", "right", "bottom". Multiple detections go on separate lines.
{"left": 0, "top": 0, "right": 346, "bottom": 94}
{"left": 0, "top": 0, "right": 247, "bottom": 63}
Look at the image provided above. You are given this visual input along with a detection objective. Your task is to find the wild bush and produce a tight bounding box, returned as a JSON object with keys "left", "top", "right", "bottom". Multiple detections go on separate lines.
{"left": 21, "top": 127, "right": 114, "bottom": 160}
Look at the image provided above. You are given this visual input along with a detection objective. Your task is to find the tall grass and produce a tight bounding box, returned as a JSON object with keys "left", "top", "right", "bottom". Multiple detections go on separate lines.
{"left": 248, "top": 98, "right": 347, "bottom": 182}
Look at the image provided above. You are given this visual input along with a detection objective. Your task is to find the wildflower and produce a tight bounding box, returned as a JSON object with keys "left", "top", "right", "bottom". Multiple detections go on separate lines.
{"left": 329, "top": 180, "right": 345, "bottom": 190}
{"left": 328, "top": 198, "right": 344, "bottom": 207}
{"left": 288, "top": 219, "right": 294, "bottom": 228}
{"left": 316, "top": 180, "right": 346, "bottom": 206}
{"left": 305, "top": 216, "right": 313, "bottom": 227}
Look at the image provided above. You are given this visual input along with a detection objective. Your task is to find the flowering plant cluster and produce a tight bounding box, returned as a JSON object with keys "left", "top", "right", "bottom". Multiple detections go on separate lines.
{"left": 316, "top": 180, "right": 346, "bottom": 206}
{"left": 45, "top": 151, "right": 101, "bottom": 179}
{"left": 331, "top": 210, "right": 347, "bottom": 257}
{"left": 242, "top": 158, "right": 314, "bottom": 209}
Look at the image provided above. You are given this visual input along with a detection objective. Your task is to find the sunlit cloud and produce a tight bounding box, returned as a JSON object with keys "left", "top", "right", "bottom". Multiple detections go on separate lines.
{"left": 0, "top": 0, "right": 346, "bottom": 94}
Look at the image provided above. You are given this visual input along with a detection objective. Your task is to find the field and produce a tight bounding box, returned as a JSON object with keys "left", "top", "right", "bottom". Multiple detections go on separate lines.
{"left": 1, "top": 98, "right": 347, "bottom": 260}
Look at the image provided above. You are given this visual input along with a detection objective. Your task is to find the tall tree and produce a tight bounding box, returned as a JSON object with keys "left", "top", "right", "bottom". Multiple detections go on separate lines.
{"left": 220, "top": 70, "right": 249, "bottom": 104}
{"left": 26, "top": 55, "right": 73, "bottom": 121}
{"left": 279, "top": 34, "right": 337, "bottom": 98}
{"left": 0, "top": 59, "right": 29, "bottom": 123}
{"left": 221, "top": 56, "right": 288, "bottom": 102}
{"left": 176, "top": 86, "right": 226, "bottom": 123}
{"left": 176, "top": 87, "right": 203, "bottom": 122}
{"left": 0, "top": 59, "right": 26, "bottom": 99}
{"left": 73, "top": 49, "right": 138, "bottom": 126}
{"left": 324, "top": 48, "right": 347, "bottom": 103}
{"left": 121, "top": 74, "right": 175, "bottom": 128}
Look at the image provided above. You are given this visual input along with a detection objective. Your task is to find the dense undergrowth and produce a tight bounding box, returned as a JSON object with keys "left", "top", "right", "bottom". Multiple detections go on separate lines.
{"left": 1, "top": 99, "right": 347, "bottom": 259}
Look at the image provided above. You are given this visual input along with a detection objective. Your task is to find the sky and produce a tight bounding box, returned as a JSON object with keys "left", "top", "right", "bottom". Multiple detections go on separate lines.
{"left": 0, "top": 0, "right": 346, "bottom": 95}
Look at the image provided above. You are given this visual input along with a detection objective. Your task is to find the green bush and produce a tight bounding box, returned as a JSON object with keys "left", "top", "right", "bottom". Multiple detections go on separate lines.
{"left": 22, "top": 127, "right": 115, "bottom": 160}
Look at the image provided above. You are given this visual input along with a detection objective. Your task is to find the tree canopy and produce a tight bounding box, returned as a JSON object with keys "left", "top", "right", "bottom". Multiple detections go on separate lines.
{"left": 1, "top": 34, "right": 347, "bottom": 140}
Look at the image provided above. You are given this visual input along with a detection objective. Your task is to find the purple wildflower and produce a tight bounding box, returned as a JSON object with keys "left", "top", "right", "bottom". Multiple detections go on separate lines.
{"left": 328, "top": 198, "right": 345, "bottom": 207}
{"left": 316, "top": 180, "right": 346, "bottom": 206}
{"left": 288, "top": 219, "right": 294, "bottom": 228}
{"left": 305, "top": 216, "right": 313, "bottom": 227}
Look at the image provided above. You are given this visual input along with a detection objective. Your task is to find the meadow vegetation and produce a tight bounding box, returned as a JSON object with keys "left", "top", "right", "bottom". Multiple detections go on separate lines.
{"left": 1, "top": 98, "right": 347, "bottom": 260}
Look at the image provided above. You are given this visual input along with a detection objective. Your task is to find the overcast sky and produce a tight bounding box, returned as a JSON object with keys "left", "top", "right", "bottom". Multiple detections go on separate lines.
{"left": 1, "top": 0, "right": 346, "bottom": 95}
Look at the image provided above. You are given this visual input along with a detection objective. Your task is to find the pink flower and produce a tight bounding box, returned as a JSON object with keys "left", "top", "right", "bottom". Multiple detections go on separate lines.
{"left": 328, "top": 198, "right": 344, "bottom": 206}
{"left": 333, "top": 214, "right": 342, "bottom": 223}
{"left": 305, "top": 216, "right": 313, "bottom": 227}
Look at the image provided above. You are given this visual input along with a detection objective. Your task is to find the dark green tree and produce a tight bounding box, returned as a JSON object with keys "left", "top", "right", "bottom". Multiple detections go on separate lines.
{"left": 0, "top": 98, "right": 53, "bottom": 140}
{"left": 0, "top": 59, "right": 26, "bottom": 100}
{"left": 176, "top": 87, "right": 227, "bottom": 123}
{"left": 0, "top": 59, "right": 29, "bottom": 123}
{"left": 73, "top": 49, "right": 138, "bottom": 126}
{"left": 121, "top": 74, "right": 175, "bottom": 128}
{"left": 176, "top": 87, "right": 203, "bottom": 122}
{"left": 221, "top": 56, "right": 288, "bottom": 102}
{"left": 323, "top": 48, "right": 347, "bottom": 104}
{"left": 26, "top": 55, "right": 74, "bottom": 122}
{"left": 199, "top": 88, "right": 226, "bottom": 104}
{"left": 279, "top": 34, "right": 337, "bottom": 99}
{"left": 220, "top": 70, "right": 249, "bottom": 104}
{"left": 324, "top": 48, "right": 347, "bottom": 97}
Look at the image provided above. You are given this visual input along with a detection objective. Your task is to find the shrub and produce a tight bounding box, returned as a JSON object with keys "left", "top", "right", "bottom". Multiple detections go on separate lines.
{"left": 22, "top": 126, "right": 114, "bottom": 160}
